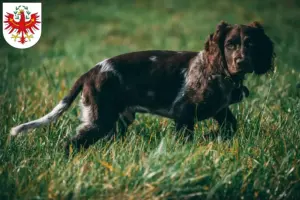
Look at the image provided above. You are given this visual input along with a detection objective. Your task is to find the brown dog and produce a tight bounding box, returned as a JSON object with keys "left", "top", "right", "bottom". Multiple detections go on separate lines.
{"left": 11, "top": 21, "right": 275, "bottom": 154}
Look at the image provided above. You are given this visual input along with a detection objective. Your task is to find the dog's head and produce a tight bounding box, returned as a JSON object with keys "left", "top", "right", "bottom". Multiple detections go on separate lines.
{"left": 204, "top": 21, "right": 275, "bottom": 76}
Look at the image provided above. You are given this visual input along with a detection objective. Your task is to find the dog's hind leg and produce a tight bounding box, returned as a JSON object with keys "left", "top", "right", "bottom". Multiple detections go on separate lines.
{"left": 174, "top": 104, "right": 196, "bottom": 141}
{"left": 65, "top": 98, "right": 121, "bottom": 155}
{"left": 65, "top": 73, "right": 124, "bottom": 155}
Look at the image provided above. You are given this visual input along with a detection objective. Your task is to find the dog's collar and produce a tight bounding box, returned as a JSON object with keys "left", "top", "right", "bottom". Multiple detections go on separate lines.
{"left": 222, "top": 66, "right": 246, "bottom": 88}
{"left": 227, "top": 76, "right": 242, "bottom": 88}
{"left": 223, "top": 71, "right": 245, "bottom": 88}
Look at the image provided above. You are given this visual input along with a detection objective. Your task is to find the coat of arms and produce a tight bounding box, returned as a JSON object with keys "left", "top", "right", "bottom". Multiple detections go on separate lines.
{"left": 3, "top": 3, "right": 42, "bottom": 49}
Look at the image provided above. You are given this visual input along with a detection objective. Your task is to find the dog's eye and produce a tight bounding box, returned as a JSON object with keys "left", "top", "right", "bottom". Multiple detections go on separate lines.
{"left": 247, "top": 42, "right": 252, "bottom": 47}
{"left": 226, "top": 43, "right": 235, "bottom": 50}
{"left": 244, "top": 40, "right": 255, "bottom": 48}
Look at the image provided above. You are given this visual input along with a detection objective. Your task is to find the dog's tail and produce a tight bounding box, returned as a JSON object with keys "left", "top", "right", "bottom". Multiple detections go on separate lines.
{"left": 10, "top": 72, "right": 88, "bottom": 136}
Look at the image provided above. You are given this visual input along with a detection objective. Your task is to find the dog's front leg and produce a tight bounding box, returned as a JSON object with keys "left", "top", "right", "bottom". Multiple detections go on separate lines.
{"left": 213, "top": 107, "right": 237, "bottom": 139}
{"left": 230, "top": 85, "right": 249, "bottom": 105}
{"left": 174, "top": 121, "right": 194, "bottom": 141}
{"left": 114, "top": 108, "right": 136, "bottom": 136}
{"left": 202, "top": 107, "right": 237, "bottom": 140}
{"left": 174, "top": 104, "right": 195, "bottom": 141}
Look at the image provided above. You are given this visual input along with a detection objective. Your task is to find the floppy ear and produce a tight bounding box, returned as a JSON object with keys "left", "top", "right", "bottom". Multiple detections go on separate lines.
{"left": 204, "top": 21, "right": 231, "bottom": 69}
{"left": 248, "top": 21, "right": 264, "bottom": 29}
{"left": 248, "top": 21, "right": 276, "bottom": 75}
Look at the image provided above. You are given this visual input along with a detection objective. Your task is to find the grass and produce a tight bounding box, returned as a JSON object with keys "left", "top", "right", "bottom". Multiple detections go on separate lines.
{"left": 1, "top": 0, "right": 300, "bottom": 199}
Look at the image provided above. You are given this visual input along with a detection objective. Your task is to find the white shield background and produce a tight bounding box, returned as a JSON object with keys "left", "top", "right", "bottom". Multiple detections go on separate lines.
{"left": 3, "top": 3, "right": 42, "bottom": 49}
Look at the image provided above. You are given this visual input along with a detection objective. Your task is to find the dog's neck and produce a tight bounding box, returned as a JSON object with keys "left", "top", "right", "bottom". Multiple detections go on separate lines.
{"left": 195, "top": 50, "right": 245, "bottom": 87}
{"left": 222, "top": 67, "right": 246, "bottom": 87}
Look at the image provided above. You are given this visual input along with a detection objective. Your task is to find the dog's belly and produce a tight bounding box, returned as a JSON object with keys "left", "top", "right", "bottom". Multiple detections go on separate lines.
{"left": 130, "top": 106, "right": 174, "bottom": 119}
{"left": 129, "top": 89, "right": 232, "bottom": 121}
{"left": 132, "top": 99, "right": 230, "bottom": 122}
{"left": 151, "top": 108, "right": 174, "bottom": 118}
{"left": 125, "top": 75, "right": 234, "bottom": 121}
{"left": 127, "top": 93, "right": 231, "bottom": 124}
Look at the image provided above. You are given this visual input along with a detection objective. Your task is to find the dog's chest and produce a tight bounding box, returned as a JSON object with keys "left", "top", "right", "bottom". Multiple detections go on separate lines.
{"left": 207, "top": 75, "right": 233, "bottom": 102}
{"left": 187, "top": 75, "right": 234, "bottom": 116}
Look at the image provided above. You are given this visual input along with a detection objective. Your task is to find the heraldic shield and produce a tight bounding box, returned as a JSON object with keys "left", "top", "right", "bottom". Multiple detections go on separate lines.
{"left": 3, "top": 3, "right": 42, "bottom": 49}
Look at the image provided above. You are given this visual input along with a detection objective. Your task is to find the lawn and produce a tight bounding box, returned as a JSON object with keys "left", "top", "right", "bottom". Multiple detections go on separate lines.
{"left": 0, "top": 0, "right": 300, "bottom": 199}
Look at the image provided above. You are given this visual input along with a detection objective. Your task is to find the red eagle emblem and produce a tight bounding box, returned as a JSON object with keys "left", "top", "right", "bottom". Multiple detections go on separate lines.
{"left": 4, "top": 7, "right": 40, "bottom": 44}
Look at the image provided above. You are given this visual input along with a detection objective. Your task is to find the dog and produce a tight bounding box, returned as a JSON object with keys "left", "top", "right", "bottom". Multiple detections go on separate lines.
{"left": 10, "top": 21, "right": 275, "bottom": 154}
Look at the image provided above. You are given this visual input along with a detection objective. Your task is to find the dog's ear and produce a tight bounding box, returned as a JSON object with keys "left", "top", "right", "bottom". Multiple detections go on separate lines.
{"left": 248, "top": 21, "right": 276, "bottom": 75}
{"left": 204, "top": 21, "right": 231, "bottom": 67}
{"left": 248, "top": 21, "right": 264, "bottom": 29}
{"left": 212, "top": 21, "right": 230, "bottom": 45}
{"left": 205, "top": 21, "right": 230, "bottom": 52}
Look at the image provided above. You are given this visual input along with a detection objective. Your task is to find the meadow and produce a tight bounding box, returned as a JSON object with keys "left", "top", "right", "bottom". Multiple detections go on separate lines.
{"left": 0, "top": 0, "right": 300, "bottom": 199}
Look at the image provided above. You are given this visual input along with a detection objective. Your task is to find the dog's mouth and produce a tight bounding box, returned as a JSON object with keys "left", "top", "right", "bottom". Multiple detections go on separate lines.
{"left": 228, "top": 68, "right": 248, "bottom": 81}
{"left": 236, "top": 59, "right": 254, "bottom": 74}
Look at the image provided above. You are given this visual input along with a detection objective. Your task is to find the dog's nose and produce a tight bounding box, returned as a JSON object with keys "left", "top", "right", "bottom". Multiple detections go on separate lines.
{"left": 236, "top": 58, "right": 246, "bottom": 65}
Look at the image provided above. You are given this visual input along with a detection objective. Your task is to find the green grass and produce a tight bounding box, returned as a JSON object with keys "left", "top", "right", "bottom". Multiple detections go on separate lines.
{"left": 1, "top": 0, "right": 300, "bottom": 199}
